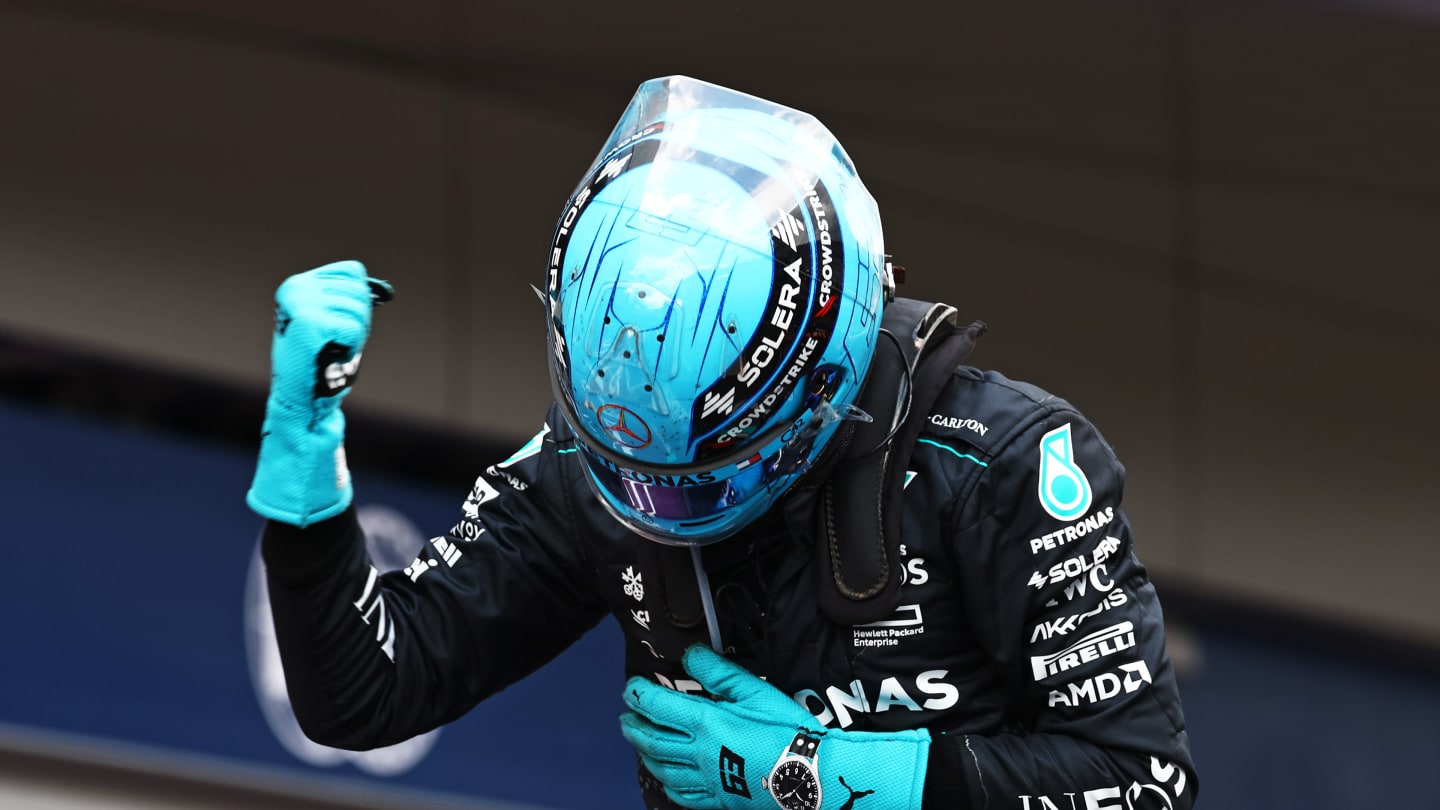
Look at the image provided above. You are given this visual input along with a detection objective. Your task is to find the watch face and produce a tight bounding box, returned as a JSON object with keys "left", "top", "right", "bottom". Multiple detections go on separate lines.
{"left": 769, "top": 759, "right": 820, "bottom": 810}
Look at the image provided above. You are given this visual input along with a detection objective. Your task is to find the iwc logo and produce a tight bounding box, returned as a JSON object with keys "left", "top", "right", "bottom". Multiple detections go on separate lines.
{"left": 244, "top": 503, "right": 440, "bottom": 775}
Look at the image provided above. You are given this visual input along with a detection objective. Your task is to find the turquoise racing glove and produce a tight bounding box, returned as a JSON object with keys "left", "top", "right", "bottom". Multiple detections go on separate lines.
{"left": 246, "top": 260, "right": 392, "bottom": 526}
{"left": 621, "top": 645, "right": 929, "bottom": 810}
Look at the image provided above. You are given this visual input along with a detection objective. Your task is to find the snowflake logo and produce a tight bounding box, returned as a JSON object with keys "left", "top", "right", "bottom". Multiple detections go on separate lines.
{"left": 622, "top": 566, "right": 644, "bottom": 602}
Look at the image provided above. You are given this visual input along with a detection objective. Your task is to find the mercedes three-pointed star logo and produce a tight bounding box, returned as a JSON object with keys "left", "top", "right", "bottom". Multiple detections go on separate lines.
{"left": 596, "top": 403, "right": 652, "bottom": 449}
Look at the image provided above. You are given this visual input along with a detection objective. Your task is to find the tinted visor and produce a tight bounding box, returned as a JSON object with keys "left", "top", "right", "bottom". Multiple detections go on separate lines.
{"left": 575, "top": 395, "right": 869, "bottom": 540}
{"left": 581, "top": 446, "right": 769, "bottom": 524}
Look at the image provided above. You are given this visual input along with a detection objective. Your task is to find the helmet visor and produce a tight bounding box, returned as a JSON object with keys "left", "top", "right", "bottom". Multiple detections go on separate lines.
{"left": 575, "top": 396, "right": 869, "bottom": 545}
{"left": 583, "top": 450, "right": 766, "bottom": 525}
{"left": 574, "top": 74, "right": 854, "bottom": 206}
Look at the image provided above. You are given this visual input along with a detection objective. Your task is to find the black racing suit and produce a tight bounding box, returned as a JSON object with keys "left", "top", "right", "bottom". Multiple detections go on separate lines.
{"left": 263, "top": 366, "right": 1198, "bottom": 809}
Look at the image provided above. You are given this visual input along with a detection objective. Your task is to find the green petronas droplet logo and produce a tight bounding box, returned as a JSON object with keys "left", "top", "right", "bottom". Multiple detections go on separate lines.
{"left": 1038, "top": 423, "right": 1093, "bottom": 521}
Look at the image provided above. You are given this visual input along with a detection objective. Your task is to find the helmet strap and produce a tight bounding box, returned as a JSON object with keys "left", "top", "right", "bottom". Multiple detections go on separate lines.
{"left": 813, "top": 299, "right": 987, "bottom": 625}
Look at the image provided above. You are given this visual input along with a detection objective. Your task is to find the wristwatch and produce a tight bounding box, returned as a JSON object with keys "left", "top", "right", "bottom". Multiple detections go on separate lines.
{"left": 761, "top": 730, "right": 823, "bottom": 810}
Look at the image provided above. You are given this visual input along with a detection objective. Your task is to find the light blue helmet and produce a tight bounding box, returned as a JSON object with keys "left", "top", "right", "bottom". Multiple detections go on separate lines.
{"left": 545, "top": 75, "right": 892, "bottom": 546}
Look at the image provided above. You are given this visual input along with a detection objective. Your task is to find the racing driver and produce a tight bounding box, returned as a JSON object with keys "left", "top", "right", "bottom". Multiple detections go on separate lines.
{"left": 247, "top": 75, "right": 1198, "bottom": 809}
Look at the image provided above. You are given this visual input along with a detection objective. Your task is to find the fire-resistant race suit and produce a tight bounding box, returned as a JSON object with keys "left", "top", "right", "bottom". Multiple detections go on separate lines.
{"left": 262, "top": 364, "right": 1198, "bottom": 809}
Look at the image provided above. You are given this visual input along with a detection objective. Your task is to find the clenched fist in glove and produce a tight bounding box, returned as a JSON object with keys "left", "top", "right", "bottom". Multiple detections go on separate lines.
{"left": 621, "top": 645, "right": 930, "bottom": 809}
{"left": 246, "top": 260, "right": 393, "bottom": 527}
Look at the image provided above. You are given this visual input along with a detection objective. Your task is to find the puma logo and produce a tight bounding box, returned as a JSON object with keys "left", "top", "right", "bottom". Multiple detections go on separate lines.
{"left": 837, "top": 775, "right": 874, "bottom": 810}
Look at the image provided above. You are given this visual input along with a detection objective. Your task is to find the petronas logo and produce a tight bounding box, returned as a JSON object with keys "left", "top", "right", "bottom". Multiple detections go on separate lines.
{"left": 1038, "top": 423, "right": 1092, "bottom": 521}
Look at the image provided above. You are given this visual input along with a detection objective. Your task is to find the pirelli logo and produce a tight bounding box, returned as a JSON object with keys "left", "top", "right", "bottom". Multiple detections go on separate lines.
{"left": 1029, "top": 621, "right": 1136, "bottom": 681}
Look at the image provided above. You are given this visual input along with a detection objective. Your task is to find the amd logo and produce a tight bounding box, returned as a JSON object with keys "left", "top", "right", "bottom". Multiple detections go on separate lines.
{"left": 1047, "top": 661, "right": 1152, "bottom": 708}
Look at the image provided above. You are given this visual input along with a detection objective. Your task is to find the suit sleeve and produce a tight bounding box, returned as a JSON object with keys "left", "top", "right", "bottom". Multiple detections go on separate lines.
{"left": 925, "top": 406, "right": 1198, "bottom": 808}
{"left": 261, "top": 412, "right": 608, "bottom": 749}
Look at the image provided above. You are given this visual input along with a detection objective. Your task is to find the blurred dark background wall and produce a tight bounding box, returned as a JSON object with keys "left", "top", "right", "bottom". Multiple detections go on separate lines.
{"left": 0, "top": 1, "right": 1436, "bottom": 808}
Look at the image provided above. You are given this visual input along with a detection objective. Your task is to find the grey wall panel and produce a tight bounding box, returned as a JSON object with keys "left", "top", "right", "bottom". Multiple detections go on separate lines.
{"left": 1184, "top": 4, "right": 1438, "bottom": 331}
{"left": 450, "top": 103, "right": 595, "bottom": 441}
{"left": 1190, "top": 291, "right": 1440, "bottom": 638}
{"left": 0, "top": 8, "right": 456, "bottom": 427}
{"left": 1185, "top": 6, "right": 1439, "bottom": 199}
{"left": 1188, "top": 182, "right": 1437, "bottom": 331}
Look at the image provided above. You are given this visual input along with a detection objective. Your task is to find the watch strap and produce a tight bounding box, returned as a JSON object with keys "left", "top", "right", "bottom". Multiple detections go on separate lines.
{"left": 785, "top": 730, "right": 822, "bottom": 762}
